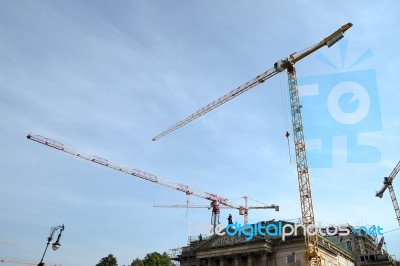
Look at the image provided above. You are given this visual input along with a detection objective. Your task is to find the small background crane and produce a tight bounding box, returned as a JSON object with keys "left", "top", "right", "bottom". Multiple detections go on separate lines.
{"left": 0, "top": 258, "right": 61, "bottom": 266}
{"left": 27, "top": 134, "right": 278, "bottom": 233}
{"left": 154, "top": 196, "right": 279, "bottom": 224}
{"left": 376, "top": 161, "right": 400, "bottom": 226}
{"left": 152, "top": 23, "right": 353, "bottom": 266}
{"left": 0, "top": 240, "right": 17, "bottom": 247}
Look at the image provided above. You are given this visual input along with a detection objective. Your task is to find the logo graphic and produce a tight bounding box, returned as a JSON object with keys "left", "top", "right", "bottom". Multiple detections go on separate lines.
{"left": 298, "top": 39, "right": 382, "bottom": 167}
{"left": 352, "top": 225, "right": 383, "bottom": 237}
{"left": 188, "top": 220, "right": 383, "bottom": 241}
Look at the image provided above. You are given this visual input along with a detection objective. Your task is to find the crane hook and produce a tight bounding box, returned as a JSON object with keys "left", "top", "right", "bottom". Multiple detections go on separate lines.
{"left": 285, "top": 131, "right": 292, "bottom": 164}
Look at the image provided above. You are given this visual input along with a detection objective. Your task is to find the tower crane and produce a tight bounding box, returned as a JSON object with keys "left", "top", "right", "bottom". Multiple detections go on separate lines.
{"left": 152, "top": 23, "right": 353, "bottom": 265}
{"left": 26, "top": 134, "right": 278, "bottom": 233}
{"left": 376, "top": 161, "right": 400, "bottom": 226}
{"left": 154, "top": 196, "right": 280, "bottom": 224}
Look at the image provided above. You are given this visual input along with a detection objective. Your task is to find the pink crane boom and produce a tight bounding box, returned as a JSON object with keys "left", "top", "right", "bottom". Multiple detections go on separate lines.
{"left": 26, "top": 133, "right": 277, "bottom": 231}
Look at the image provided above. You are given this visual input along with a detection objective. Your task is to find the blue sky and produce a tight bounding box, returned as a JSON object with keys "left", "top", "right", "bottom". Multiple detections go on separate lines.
{"left": 1, "top": 1, "right": 399, "bottom": 265}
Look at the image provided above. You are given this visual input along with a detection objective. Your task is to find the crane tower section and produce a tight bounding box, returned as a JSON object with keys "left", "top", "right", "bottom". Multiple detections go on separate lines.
{"left": 287, "top": 66, "right": 319, "bottom": 263}
{"left": 376, "top": 161, "right": 400, "bottom": 226}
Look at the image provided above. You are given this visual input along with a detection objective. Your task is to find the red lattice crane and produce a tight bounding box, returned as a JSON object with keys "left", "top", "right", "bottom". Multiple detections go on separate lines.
{"left": 376, "top": 161, "right": 400, "bottom": 226}
{"left": 152, "top": 23, "right": 353, "bottom": 265}
{"left": 27, "top": 134, "right": 277, "bottom": 233}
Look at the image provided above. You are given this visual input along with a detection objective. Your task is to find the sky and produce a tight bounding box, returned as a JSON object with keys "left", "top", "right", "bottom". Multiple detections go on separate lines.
{"left": 1, "top": 1, "right": 399, "bottom": 265}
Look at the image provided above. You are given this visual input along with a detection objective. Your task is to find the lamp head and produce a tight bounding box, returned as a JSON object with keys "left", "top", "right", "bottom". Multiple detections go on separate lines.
{"left": 52, "top": 225, "right": 64, "bottom": 251}
{"left": 52, "top": 241, "right": 61, "bottom": 251}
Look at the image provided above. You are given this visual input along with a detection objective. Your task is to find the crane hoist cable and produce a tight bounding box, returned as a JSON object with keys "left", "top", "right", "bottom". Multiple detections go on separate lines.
{"left": 279, "top": 72, "right": 292, "bottom": 164}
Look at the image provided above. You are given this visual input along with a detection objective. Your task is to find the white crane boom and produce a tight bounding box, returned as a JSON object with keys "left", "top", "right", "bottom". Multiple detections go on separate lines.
{"left": 0, "top": 240, "right": 17, "bottom": 247}
{"left": 0, "top": 258, "right": 61, "bottom": 266}
{"left": 155, "top": 204, "right": 279, "bottom": 210}
{"left": 154, "top": 201, "right": 279, "bottom": 224}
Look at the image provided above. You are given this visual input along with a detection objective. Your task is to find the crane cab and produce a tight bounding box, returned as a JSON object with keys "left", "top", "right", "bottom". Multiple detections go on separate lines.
{"left": 274, "top": 58, "right": 291, "bottom": 72}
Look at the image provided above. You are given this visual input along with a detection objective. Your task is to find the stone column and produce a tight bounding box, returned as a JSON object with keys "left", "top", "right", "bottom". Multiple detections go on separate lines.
{"left": 220, "top": 256, "right": 224, "bottom": 266}
{"left": 234, "top": 255, "right": 240, "bottom": 266}
{"left": 247, "top": 253, "right": 252, "bottom": 266}
{"left": 261, "top": 253, "right": 268, "bottom": 266}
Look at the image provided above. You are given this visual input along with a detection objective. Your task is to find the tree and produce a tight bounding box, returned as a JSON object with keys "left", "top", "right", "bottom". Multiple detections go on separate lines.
{"left": 131, "top": 252, "right": 172, "bottom": 266}
{"left": 130, "top": 258, "right": 144, "bottom": 266}
{"left": 96, "top": 253, "right": 118, "bottom": 266}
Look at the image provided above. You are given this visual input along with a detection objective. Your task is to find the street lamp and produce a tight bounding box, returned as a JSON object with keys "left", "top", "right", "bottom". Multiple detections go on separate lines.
{"left": 37, "top": 224, "right": 65, "bottom": 266}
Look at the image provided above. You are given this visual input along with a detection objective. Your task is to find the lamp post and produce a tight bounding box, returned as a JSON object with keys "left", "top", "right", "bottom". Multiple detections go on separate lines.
{"left": 37, "top": 224, "right": 65, "bottom": 266}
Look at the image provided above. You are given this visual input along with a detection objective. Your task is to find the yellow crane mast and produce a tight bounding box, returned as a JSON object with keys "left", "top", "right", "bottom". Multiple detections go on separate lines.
{"left": 153, "top": 23, "right": 353, "bottom": 265}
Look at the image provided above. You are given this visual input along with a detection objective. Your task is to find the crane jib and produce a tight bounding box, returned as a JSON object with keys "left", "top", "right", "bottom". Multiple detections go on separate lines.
{"left": 153, "top": 23, "right": 353, "bottom": 142}
{"left": 26, "top": 133, "right": 243, "bottom": 210}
